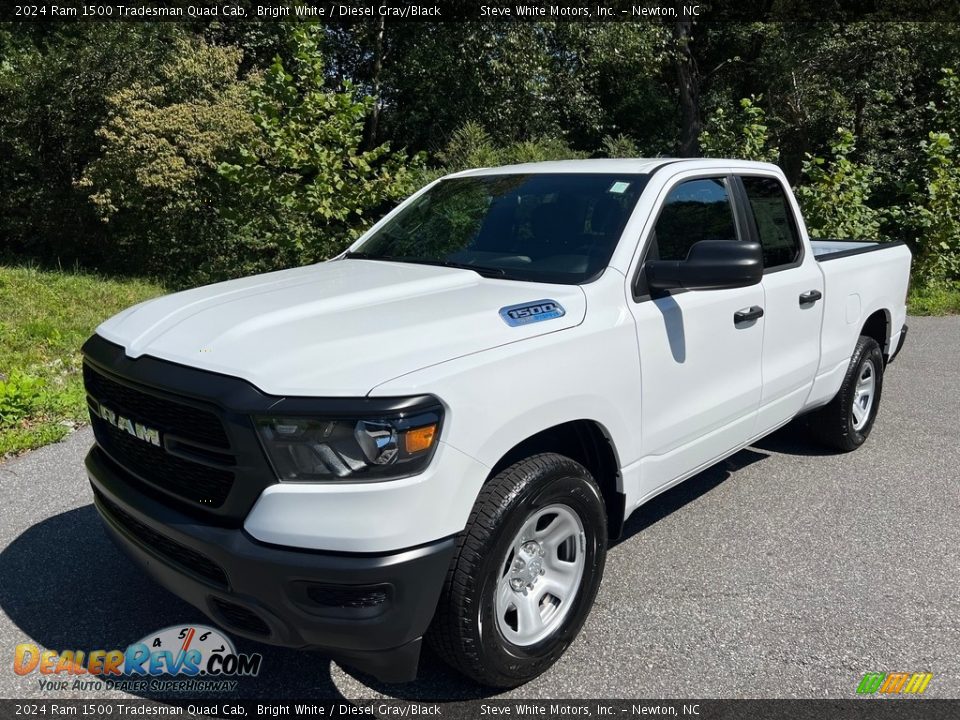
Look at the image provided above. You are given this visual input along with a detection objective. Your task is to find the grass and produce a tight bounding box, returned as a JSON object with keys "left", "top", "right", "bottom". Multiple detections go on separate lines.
{"left": 0, "top": 265, "right": 164, "bottom": 457}
{"left": 907, "top": 282, "right": 960, "bottom": 316}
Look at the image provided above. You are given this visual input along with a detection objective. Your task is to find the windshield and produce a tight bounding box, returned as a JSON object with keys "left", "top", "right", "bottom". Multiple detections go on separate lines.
{"left": 347, "top": 173, "right": 649, "bottom": 284}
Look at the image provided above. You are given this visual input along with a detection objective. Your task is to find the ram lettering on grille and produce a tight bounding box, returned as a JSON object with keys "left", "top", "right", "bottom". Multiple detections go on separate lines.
{"left": 91, "top": 400, "right": 161, "bottom": 447}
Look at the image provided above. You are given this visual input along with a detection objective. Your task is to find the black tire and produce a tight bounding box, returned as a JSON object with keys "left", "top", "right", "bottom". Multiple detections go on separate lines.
{"left": 811, "top": 336, "right": 885, "bottom": 452}
{"left": 427, "top": 453, "right": 607, "bottom": 688}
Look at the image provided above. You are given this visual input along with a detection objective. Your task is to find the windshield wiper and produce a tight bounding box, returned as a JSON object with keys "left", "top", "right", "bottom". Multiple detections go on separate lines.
{"left": 343, "top": 252, "right": 507, "bottom": 278}
{"left": 408, "top": 258, "right": 507, "bottom": 278}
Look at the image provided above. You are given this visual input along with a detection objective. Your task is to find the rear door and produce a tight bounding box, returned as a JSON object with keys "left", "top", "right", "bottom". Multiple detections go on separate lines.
{"left": 735, "top": 174, "right": 824, "bottom": 430}
{"left": 628, "top": 174, "right": 764, "bottom": 499}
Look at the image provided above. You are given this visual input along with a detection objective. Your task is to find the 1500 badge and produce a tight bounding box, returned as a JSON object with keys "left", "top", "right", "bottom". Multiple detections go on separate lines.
{"left": 499, "top": 300, "right": 566, "bottom": 327}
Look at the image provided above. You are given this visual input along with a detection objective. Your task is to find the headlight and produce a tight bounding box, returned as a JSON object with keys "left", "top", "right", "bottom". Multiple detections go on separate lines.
{"left": 254, "top": 409, "right": 442, "bottom": 482}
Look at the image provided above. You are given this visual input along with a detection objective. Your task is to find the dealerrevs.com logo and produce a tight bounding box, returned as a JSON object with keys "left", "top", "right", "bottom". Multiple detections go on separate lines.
{"left": 13, "top": 625, "right": 262, "bottom": 693}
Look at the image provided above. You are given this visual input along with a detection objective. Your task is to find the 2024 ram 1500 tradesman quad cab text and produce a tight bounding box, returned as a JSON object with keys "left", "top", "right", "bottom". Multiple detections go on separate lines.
{"left": 82, "top": 159, "right": 911, "bottom": 687}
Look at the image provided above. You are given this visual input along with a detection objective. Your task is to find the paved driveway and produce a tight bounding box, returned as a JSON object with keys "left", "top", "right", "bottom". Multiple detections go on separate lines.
{"left": 1, "top": 316, "right": 957, "bottom": 701}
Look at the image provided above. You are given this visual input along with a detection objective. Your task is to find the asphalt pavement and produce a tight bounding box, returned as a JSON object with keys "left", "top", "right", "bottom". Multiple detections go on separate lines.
{"left": 1, "top": 316, "right": 958, "bottom": 701}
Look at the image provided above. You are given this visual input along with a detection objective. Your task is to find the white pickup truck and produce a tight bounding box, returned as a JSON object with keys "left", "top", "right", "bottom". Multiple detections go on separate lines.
{"left": 82, "top": 159, "right": 911, "bottom": 687}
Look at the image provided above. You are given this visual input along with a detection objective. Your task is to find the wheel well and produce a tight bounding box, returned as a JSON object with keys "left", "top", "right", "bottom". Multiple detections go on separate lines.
{"left": 861, "top": 310, "right": 890, "bottom": 358}
{"left": 488, "top": 420, "right": 625, "bottom": 540}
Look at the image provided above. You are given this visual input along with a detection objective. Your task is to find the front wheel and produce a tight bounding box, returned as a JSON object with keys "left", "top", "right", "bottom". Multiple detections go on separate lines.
{"left": 427, "top": 453, "right": 607, "bottom": 688}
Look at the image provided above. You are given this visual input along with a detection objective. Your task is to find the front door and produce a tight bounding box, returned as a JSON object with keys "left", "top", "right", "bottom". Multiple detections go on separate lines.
{"left": 628, "top": 175, "right": 764, "bottom": 501}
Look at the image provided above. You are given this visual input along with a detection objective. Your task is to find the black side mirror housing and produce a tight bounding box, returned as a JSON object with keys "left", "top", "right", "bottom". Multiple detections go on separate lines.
{"left": 645, "top": 240, "right": 763, "bottom": 292}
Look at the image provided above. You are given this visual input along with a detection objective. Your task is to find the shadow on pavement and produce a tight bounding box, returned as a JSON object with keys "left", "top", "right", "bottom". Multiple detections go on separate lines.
{"left": 337, "top": 654, "right": 500, "bottom": 701}
{"left": 752, "top": 420, "right": 840, "bottom": 457}
{"left": 617, "top": 419, "right": 839, "bottom": 544}
{"left": 616, "top": 447, "right": 770, "bottom": 546}
{"left": 0, "top": 505, "right": 349, "bottom": 700}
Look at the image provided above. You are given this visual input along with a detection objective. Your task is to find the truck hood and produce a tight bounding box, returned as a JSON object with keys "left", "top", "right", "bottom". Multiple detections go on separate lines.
{"left": 96, "top": 259, "right": 586, "bottom": 396}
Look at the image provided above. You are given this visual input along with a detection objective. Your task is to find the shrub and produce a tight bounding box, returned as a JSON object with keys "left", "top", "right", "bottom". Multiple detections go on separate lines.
{"left": 904, "top": 69, "right": 960, "bottom": 285}
{"left": 908, "top": 132, "right": 960, "bottom": 283}
{"left": 501, "top": 137, "right": 587, "bottom": 164}
{"left": 795, "top": 128, "right": 882, "bottom": 240}
{"left": 600, "top": 134, "right": 641, "bottom": 158}
{"left": 700, "top": 96, "right": 779, "bottom": 163}
{"left": 436, "top": 122, "right": 503, "bottom": 171}
{"left": 437, "top": 121, "right": 585, "bottom": 174}
{"left": 217, "top": 26, "right": 423, "bottom": 268}
{"left": 0, "top": 24, "right": 183, "bottom": 269}
{"left": 0, "top": 372, "right": 47, "bottom": 428}
{"left": 76, "top": 37, "right": 258, "bottom": 282}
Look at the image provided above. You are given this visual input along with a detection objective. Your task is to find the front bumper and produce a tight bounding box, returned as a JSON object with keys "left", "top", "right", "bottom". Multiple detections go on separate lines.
{"left": 86, "top": 447, "right": 455, "bottom": 682}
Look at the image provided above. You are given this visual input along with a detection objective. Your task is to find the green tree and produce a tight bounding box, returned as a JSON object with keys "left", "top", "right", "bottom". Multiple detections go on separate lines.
{"left": 795, "top": 129, "right": 882, "bottom": 239}
{"left": 437, "top": 121, "right": 585, "bottom": 174}
{"left": 600, "top": 134, "right": 641, "bottom": 159}
{"left": 364, "top": 24, "right": 559, "bottom": 151}
{"left": 905, "top": 69, "right": 960, "bottom": 284}
{"left": 436, "top": 122, "right": 502, "bottom": 172}
{"left": 363, "top": 23, "right": 669, "bottom": 155}
{"left": 217, "top": 26, "right": 421, "bottom": 267}
{"left": 910, "top": 132, "right": 960, "bottom": 282}
{"left": 0, "top": 24, "right": 183, "bottom": 268}
{"left": 77, "top": 37, "right": 257, "bottom": 281}
{"left": 700, "top": 96, "right": 779, "bottom": 162}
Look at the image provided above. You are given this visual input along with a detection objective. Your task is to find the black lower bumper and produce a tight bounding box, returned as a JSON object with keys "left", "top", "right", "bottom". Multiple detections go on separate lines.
{"left": 86, "top": 447, "right": 455, "bottom": 683}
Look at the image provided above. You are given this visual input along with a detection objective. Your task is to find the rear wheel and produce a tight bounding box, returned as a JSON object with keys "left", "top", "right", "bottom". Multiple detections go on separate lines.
{"left": 811, "top": 335, "right": 885, "bottom": 452}
{"left": 428, "top": 453, "right": 607, "bottom": 688}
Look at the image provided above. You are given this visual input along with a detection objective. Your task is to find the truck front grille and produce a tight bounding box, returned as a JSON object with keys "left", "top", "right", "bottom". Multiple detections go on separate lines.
{"left": 84, "top": 364, "right": 235, "bottom": 508}
{"left": 83, "top": 364, "right": 229, "bottom": 448}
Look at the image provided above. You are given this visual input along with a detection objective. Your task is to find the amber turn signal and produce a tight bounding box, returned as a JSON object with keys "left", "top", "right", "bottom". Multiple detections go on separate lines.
{"left": 403, "top": 424, "right": 437, "bottom": 454}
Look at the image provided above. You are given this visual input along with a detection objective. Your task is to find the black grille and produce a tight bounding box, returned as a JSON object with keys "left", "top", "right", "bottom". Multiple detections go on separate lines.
{"left": 211, "top": 597, "right": 270, "bottom": 636}
{"left": 83, "top": 364, "right": 229, "bottom": 449}
{"left": 96, "top": 490, "right": 228, "bottom": 588}
{"left": 306, "top": 583, "right": 390, "bottom": 609}
{"left": 93, "top": 420, "right": 234, "bottom": 507}
{"left": 84, "top": 364, "right": 235, "bottom": 508}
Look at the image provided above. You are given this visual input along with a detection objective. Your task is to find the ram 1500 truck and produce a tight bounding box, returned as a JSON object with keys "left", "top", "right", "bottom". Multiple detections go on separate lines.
{"left": 82, "top": 159, "right": 911, "bottom": 687}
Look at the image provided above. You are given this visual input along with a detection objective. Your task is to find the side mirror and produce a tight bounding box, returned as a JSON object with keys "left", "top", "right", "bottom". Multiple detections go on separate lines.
{"left": 645, "top": 240, "right": 763, "bottom": 292}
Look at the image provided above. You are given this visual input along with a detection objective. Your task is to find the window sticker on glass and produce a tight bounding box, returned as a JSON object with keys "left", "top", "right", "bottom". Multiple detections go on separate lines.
{"left": 608, "top": 181, "right": 630, "bottom": 194}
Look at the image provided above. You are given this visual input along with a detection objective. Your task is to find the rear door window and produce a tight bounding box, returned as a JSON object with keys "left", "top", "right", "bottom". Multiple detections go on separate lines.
{"left": 741, "top": 176, "right": 802, "bottom": 269}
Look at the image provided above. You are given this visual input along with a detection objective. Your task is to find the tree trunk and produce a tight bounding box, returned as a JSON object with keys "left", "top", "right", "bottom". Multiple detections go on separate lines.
{"left": 854, "top": 93, "right": 866, "bottom": 142}
{"left": 363, "top": 16, "right": 386, "bottom": 150}
{"left": 673, "top": 21, "right": 701, "bottom": 157}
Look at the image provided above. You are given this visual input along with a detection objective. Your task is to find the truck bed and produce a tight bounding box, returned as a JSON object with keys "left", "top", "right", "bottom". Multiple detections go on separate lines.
{"left": 808, "top": 238, "right": 911, "bottom": 408}
{"left": 811, "top": 238, "right": 907, "bottom": 261}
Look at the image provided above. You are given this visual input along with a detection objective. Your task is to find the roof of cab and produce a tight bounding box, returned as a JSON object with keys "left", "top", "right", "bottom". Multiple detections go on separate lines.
{"left": 446, "top": 157, "right": 782, "bottom": 178}
{"left": 449, "top": 158, "right": 667, "bottom": 176}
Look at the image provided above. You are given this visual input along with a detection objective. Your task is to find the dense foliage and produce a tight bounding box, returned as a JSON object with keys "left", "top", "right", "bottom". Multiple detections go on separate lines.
{"left": 2, "top": 21, "right": 960, "bottom": 291}
{"left": 77, "top": 36, "right": 258, "bottom": 281}
{"left": 217, "top": 26, "right": 422, "bottom": 275}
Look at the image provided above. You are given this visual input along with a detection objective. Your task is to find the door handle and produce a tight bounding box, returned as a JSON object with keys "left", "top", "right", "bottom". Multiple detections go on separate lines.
{"left": 799, "top": 289, "right": 823, "bottom": 305}
{"left": 734, "top": 306, "right": 764, "bottom": 324}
